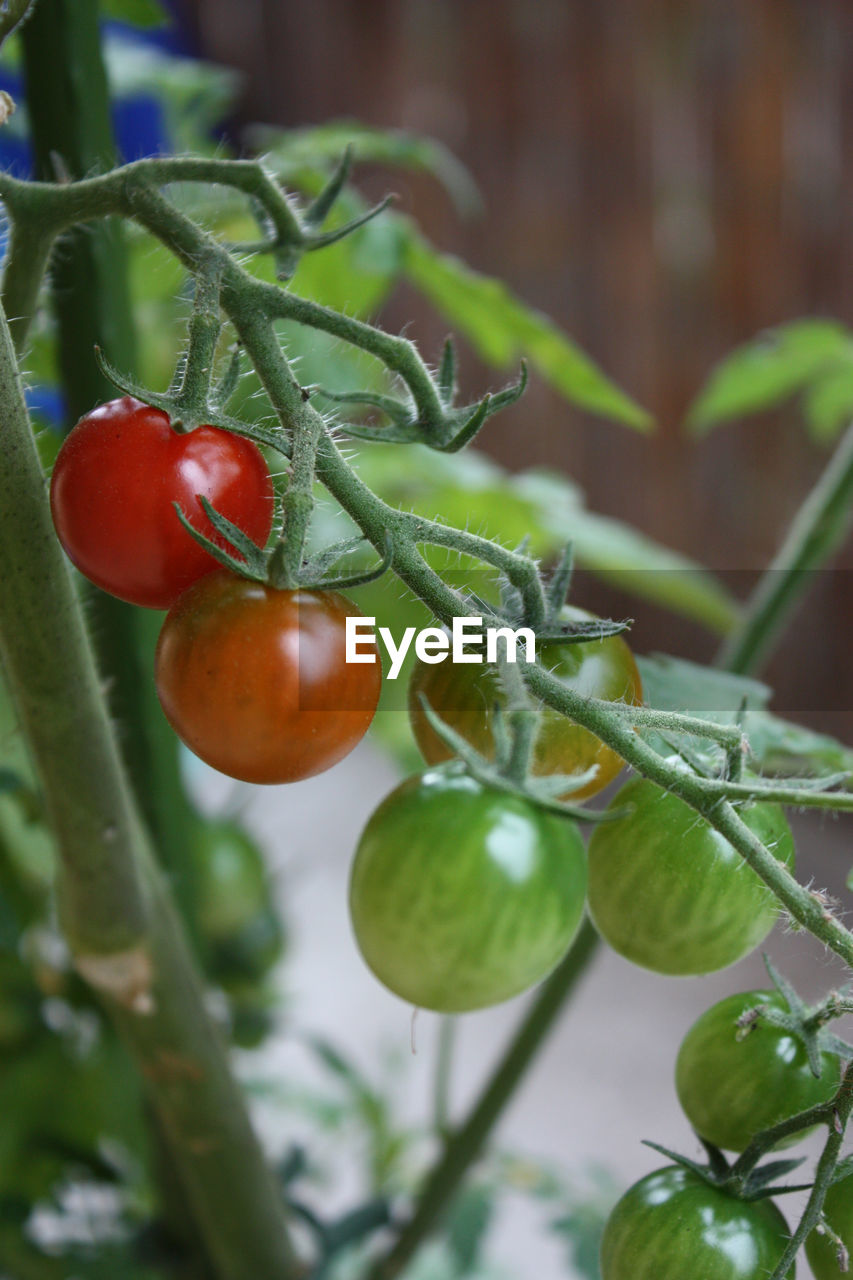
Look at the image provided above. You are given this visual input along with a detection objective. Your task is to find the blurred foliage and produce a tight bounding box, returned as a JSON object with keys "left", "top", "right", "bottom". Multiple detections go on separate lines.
{"left": 687, "top": 319, "right": 853, "bottom": 443}
{"left": 257, "top": 1035, "right": 619, "bottom": 1280}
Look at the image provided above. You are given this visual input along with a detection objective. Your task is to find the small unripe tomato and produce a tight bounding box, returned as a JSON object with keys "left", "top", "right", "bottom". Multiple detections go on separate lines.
{"left": 408, "top": 607, "right": 641, "bottom": 801}
{"left": 349, "top": 763, "right": 587, "bottom": 1012}
{"left": 587, "top": 778, "right": 795, "bottom": 975}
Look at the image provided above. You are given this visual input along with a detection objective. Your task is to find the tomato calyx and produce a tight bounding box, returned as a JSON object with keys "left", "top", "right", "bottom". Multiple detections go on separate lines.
{"left": 173, "top": 497, "right": 396, "bottom": 594}
{"left": 94, "top": 339, "right": 285, "bottom": 453}
{"left": 313, "top": 344, "right": 529, "bottom": 453}
{"left": 412, "top": 692, "right": 627, "bottom": 824}
{"left": 743, "top": 955, "right": 853, "bottom": 1079}
{"left": 641, "top": 1140, "right": 810, "bottom": 1205}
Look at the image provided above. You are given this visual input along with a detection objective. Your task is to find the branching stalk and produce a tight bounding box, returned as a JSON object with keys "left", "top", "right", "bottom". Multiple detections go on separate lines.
{"left": 3, "top": 152, "right": 853, "bottom": 1280}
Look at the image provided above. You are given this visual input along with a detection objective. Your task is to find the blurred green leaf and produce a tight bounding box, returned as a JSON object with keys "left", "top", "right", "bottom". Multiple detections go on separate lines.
{"left": 252, "top": 121, "right": 483, "bottom": 216}
{"left": 512, "top": 470, "right": 737, "bottom": 634}
{"left": 404, "top": 232, "right": 652, "bottom": 431}
{"left": 639, "top": 653, "right": 853, "bottom": 781}
{"left": 307, "top": 1037, "right": 408, "bottom": 1192}
{"left": 289, "top": 211, "right": 406, "bottom": 319}
{"left": 444, "top": 1183, "right": 495, "bottom": 1273}
{"left": 103, "top": 35, "right": 239, "bottom": 153}
{"left": 101, "top": 0, "right": 168, "bottom": 27}
{"left": 347, "top": 445, "right": 737, "bottom": 635}
{"left": 802, "top": 362, "right": 853, "bottom": 443}
{"left": 637, "top": 654, "right": 772, "bottom": 715}
{"left": 687, "top": 320, "right": 853, "bottom": 435}
{"left": 745, "top": 711, "right": 853, "bottom": 782}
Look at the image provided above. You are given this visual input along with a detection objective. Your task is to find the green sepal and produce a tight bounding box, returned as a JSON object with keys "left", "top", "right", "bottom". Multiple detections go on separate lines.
{"left": 94, "top": 345, "right": 289, "bottom": 453}
{"left": 303, "top": 146, "right": 353, "bottom": 229}
{"left": 305, "top": 195, "right": 394, "bottom": 251}
{"left": 171, "top": 500, "right": 268, "bottom": 582}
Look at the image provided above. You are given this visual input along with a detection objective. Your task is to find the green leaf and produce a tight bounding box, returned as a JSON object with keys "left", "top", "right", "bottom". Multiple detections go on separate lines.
{"left": 687, "top": 319, "right": 853, "bottom": 434}
{"left": 802, "top": 361, "right": 853, "bottom": 443}
{"left": 103, "top": 35, "right": 239, "bottom": 152}
{"left": 342, "top": 446, "right": 738, "bottom": 635}
{"left": 512, "top": 470, "right": 738, "bottom": 634}
{"left": 289, "top": 209, "right": 405, "bottom": 318}
{"left": 744, "top": 710, "right": 853, "bottom": 782}
{"left": 444, "top": 1183, "right": 495, "bottom": 1272}
{"left": 637, "top": 653, "right": 772, "bottom": 716}
{"left": 404, "top": 232, "right": 652, "bottom": 431}
{"left": 100, "top": 0, "right": 168, "bottom": 27}
{"left": 638, "top": 653, "right": 853, "bottom": 787}
{"left": 250, "top": 121, "right": 483, "bottom": 216}
{"left": 548, "top": 1169, "right": 621, "bottom": 1280}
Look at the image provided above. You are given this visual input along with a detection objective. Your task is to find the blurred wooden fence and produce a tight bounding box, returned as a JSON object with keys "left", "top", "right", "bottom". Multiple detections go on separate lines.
{"left": 184, "top": 0, "right": 853, "bottom": 726}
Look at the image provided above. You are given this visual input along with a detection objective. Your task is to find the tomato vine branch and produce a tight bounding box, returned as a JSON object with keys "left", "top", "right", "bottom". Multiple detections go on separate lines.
{"left": 3, "top": 154, "right": 853, "bottom": 1277}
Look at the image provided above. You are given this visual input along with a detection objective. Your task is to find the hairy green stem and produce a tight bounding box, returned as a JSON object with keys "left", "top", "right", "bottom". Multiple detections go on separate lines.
{"left": 718, "top": 420, "right": 853, "bottom": 675}
{"left": 175, "top": 262, "right": 225, "bottom": 422}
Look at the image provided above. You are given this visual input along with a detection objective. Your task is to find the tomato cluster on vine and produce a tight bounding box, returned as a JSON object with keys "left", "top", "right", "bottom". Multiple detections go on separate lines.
{"left": 50, "top": 397, "right": 382, "bottom": 784}
{"left": 52, "top": 394, "right": 845, "bottom": 1280}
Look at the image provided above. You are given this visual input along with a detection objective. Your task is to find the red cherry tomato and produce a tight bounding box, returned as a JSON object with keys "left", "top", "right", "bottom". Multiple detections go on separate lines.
{"left": 50, "top": 397, "right": 274, "bottom": 609}
{"left": 155, "top": 571, "right": 382, "bottom": 784}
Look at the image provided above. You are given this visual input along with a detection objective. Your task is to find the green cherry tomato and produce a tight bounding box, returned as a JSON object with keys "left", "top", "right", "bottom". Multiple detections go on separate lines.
{"left": 600, "top": 1166, "right": 794, "bottom": 1280}
{"left": 349, "top": 763, "right": 587, "bottom": 1012}
{"left": 192, "top": 820, "right": 271, "bottom": 941}
{"left": 408, "top": 606, "right": 642, "bottom": 801}
{"left": 806, "top": 1170, "right": 853, "bottom": 1278}
{"left": 587, "top": 778, "right": 794, "bottom": 975}
{"left": 675, "top": 990, "right": 840, "bottom": 1152}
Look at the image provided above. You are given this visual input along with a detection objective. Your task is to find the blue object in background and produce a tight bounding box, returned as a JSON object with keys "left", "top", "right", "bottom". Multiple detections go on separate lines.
{"left": 1, "top": 0, "right": 220, "bottom": 429}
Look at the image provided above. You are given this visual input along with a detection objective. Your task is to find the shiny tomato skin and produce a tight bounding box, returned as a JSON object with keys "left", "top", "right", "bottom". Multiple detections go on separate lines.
{"left": 50, "top": 397, "right": 274, "bottom": 609}
{"left": 155, "top": 572, "right": 382, "bottom": 784}
{"left": 675, "top": 990, "right": 840, "bottom": 1152}
{"left": 586, "top": 779, "right": 795, "bottom": 975}
{"left": 349, "top": 763, "right": 587, "bottom": 1012}
{"left": 408, "top": 607, "right": 642, "bottom": 801}
{"left": 600, "top": 1166, "right": 794, "bottom": 1280}
{"left": 805, "top": 1171, "right": 853, "bottom": 1278}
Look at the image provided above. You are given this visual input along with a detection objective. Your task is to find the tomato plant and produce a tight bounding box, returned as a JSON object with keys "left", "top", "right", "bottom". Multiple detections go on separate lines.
{"left": 675, "top": 989, "right": 840, "bottom": 1152}
{"left": 586, "top": 778, "right": 795, "bottom": 974}
{"left": 806, "top": 1170, "right": 853, "bottom": 1278}
{"left": 599, "top": 1165, "right": 794, "bottom": 1279}
{"left": 50, "top": 396, "right": 274, "bottom": 609}
{"left": 348, "top": 762, "right": 587, "bottom": 1012}
{"left": 408, "top": 606, "right": 642, "bottom": 800}
{"left": 155, "top": 571, "right": 382, "bottom": 783}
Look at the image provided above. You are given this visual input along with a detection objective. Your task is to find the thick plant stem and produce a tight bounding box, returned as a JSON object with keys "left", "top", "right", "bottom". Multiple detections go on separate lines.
{"left": 0, "top": 300, "right": 301, "bottom": 1277}
{"left": 717, "top": 420, "right": 853, "bottom": 675}
{"left": 370, "top": 922, "right": 599, "bottom": 1280}
{"left": 19, "top": 0, "right": 210, "bottom": 955}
